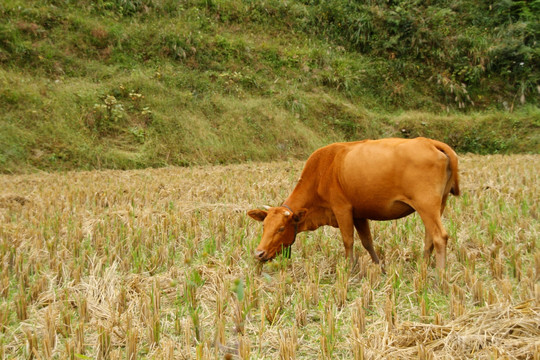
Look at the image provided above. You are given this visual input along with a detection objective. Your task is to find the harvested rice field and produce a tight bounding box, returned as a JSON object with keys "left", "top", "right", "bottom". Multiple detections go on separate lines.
{"left": 0, "top": 154, "right": 538, "bottom": 359}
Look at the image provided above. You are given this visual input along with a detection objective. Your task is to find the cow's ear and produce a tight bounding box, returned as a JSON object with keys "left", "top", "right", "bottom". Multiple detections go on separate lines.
{"left": 293, "top": 208, "right": 307, "bottom": 223}
{"left": 248, "top": 209, "right": 268, "bottom": 222}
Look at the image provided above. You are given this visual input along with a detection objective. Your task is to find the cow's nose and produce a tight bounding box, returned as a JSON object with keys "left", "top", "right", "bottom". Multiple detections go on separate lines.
{"left": 254, "top": 250, "right": 266, "bottom": 260}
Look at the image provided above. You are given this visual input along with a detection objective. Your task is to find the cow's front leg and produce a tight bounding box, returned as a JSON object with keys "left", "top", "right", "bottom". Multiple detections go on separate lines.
{"left": 354, "top": 218, "right": 379, "bottom": 264}
{"left": 333, "top": 206, "right": 355, "bottom": 264}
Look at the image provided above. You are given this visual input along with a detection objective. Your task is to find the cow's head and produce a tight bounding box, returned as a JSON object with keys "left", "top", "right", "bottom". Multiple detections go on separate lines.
{"left": 248, "top": 206, "right": 306, "bottom": 262}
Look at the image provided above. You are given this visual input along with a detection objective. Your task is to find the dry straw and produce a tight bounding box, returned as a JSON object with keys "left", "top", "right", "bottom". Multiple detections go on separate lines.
{"left": 0, "top": 155, "right": 538, "bottom": 358}
{"left": 385, "top": 300, "right": 540, "bottom": 359}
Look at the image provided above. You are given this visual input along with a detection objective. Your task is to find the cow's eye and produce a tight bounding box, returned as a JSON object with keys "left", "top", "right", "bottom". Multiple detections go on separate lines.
{"left": 278, "top": 227, "right": 285, "bottom": 232}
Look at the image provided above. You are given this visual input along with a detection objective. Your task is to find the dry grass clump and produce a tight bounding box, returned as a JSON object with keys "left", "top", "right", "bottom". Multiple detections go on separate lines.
{"left": 0, "top": 155, "right": 538, "bottom": 359}
{"left": 382, "top": 300, "right": 539, "bottom": 358}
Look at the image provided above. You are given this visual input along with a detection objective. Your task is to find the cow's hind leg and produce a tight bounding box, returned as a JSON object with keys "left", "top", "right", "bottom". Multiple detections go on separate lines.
{"left": 353, "top": 218, "right": 379, "bottom": 264}
{"left": 412, "top": 199, "right": 449, "bottom": 269}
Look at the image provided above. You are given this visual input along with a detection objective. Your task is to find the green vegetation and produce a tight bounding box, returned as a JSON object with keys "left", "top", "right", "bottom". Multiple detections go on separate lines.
{"left": 1, "top": 0, "right": 539, "bottom": 173}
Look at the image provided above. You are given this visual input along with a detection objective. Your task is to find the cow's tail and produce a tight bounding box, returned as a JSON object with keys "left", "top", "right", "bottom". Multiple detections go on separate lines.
{"left": 433, "top": 140, "right": 460, "bottom": 196}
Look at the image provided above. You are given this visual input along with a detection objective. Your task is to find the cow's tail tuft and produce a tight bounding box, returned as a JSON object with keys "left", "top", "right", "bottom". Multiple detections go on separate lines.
{"left": 433, "top": 140, "right": 460, "bottom": 196}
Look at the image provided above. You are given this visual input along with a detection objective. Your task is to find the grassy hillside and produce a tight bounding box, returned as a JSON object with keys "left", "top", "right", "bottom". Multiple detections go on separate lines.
{"left": 1, "top": 0, "right": 539, "bottom": 173}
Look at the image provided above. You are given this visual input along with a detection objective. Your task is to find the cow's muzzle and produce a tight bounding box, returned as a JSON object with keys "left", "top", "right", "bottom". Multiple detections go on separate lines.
{"left": 254, "top": 249, "right": 269, "bottom": 262}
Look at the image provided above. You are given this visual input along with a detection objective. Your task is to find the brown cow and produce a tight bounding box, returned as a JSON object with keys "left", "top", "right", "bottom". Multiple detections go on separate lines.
{"left": 248, "top": 137, "right": 460, "bottom": 269}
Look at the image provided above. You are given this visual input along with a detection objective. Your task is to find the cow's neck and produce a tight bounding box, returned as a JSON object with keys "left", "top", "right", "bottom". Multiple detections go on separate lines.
{"left": 302, "top": 207, "right": 337, "bottom": 231}
{"left": 283, "top": 177, "right": 313, "bottom": 213}
{"left": 283, "top": 177, "right": 336, "bottom": 232}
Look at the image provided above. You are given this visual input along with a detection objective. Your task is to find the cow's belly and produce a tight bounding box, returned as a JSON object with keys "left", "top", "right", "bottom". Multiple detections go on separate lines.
{"left": 353, "top": 200, "right": 415, "bottom": 221}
